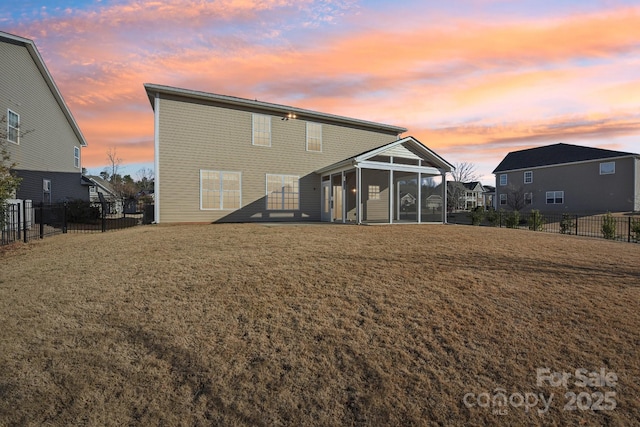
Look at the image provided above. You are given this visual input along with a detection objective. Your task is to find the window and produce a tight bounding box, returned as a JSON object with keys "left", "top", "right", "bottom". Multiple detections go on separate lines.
{"left": 524, "top": 171, "right": 533, "bottom": 184}
{"left": 500, "top": 194, "right": 507, "bottom": 205}
{"left": 74, "top": 146, "right": 80, "bottom": 168}
{"left": 368, "top": 185, "right": 380, "bottom": 200}
{"left": 200, "top": 170, "right": 241, "bottom": 210}
{"left": 600, "top": 161, "right": 615, "bottom": 175}
{"left": 306, "top": 122, "right": 322, "bottom": 152}
{"left": 252, "top": 114, "right": 271, "bottom": 147}
{"left": 266, "top": 174, "right": 299, "bottom": 210}
{"left": 89, "top": 186, "right": 97, "bottom": 194}
{"left": 546, "top": 191, "right": 564, "bottom": 204}
{"left": 524, "top": 192, "right": 532, "bottom": 205}
{"left": 7, "top": 109, "right": 19, "bottom": 144}
{"left": 499, "top": 174, "right": 507, "bottom": 186}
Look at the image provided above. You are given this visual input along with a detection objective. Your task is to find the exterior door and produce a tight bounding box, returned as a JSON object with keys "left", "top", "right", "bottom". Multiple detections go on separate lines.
{"left": 321, "top": 180, "right": 331, "bottom": 222}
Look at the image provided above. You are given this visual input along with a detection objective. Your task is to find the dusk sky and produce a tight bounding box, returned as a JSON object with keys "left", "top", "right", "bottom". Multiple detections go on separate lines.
{"left": 2, "top": 0, "right": 640, "bottom": 183}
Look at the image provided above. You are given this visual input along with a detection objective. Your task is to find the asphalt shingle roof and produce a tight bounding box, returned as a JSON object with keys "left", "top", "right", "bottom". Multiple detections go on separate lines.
{"left": 493, "top": 143, "right": 637, "bottom": 173}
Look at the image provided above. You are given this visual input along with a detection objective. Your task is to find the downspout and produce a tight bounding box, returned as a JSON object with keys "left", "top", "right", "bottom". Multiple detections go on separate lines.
{"left": 153, "top": 92, "right": 160, "bottom": 224}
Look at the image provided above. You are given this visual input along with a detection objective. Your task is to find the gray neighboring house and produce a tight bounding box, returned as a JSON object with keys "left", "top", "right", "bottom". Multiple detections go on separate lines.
{"left": 493, "top": 143, "right": 640, "bottom": 213}
{"left": 145, "top": 83, "right": 454, "bottom": 224}
{"left": 1, "top": 31, "right": 88, "bottom": 203}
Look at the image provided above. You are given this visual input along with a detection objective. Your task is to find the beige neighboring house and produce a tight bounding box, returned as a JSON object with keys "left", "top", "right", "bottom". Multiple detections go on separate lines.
{"left": 144, "top": 84, "right": 454, "bottom": 224}
{"left": 494, "top": 143, "right": 640, "bottom": 213}
{"left": 1, "top": 31, "right": 87, "bottom": 203}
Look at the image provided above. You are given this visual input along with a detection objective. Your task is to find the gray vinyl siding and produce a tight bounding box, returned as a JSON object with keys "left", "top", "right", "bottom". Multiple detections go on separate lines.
{"left": 156, "top": 95, "right": 399, "bottom": 223}
{"left": 495, "top": 157, "right": 637, "bottom": 214}
{"left": 1, "top": 41, "right": 83, "bottom": 174}
{"left": 14, "top": 170, "right": 88, "bottom": 203}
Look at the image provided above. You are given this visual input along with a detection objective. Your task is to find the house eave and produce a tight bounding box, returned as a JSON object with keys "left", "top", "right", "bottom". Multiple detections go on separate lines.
{"left": 493, "top": 154, "right": 638, "bottom": 175}
{"left": 143, "top": 83, "right": 408, "bottom": 136}
{"left": 0, "top": 31, "right": 88, "bottom": 147}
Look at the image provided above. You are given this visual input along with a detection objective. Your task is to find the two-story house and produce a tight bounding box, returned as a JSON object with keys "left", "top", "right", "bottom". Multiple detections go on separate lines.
{"left": 493, "top": 143, "right": 640, "bottom": 213}
{"left": 1, "top": 31, "right": 88, "bottom": 203}
{"left": 144, "top": 84, "right": 454, "bottom": 224}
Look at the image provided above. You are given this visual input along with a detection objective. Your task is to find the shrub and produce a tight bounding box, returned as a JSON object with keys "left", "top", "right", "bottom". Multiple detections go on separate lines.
{"left": 631, "top": 217, "right": 640, "bottom": 243}
{"left": 601, "top": 212, "right": 617, "bottom": 240}
{"left": 505, "top": 210, "right": 520, "bottom": 229}
{"left": 469, "top": 206, "right": 484, "bottom": 226}
{"left": 560, "top": 213, "right": 575, "bottom": 235}
{"left": 66, "top": 199, "right": 100, "bottom": 224}
{"left": 528, "top": 210, "right": 544, "bottom": 231}
{"left": 485, "top": 208, "right": 499, "bottom": 227}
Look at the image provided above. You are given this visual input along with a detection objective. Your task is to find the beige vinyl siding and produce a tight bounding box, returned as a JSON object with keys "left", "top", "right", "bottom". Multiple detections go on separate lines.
{"left": 0, "top": 41, "right": 83, "bottom": 173}
{"left": 157, "top": 95, "right": 398, "bottom": 223}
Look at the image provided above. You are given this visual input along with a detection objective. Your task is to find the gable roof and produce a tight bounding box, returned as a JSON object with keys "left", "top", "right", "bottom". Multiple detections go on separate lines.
{"left": 493, "top": 143, "right": 637, "bottom": 173}
{"left": 85, "top": 175, "right": 117, "bottom": 196}
{"left": 144, "top": 83, "right": 407, "bottom": 136}
{"left": 0, "top": 31, "right": 87, "bottom": 147}
{"left": 462, "top": 181, "right": 483, "bottom": 191}
{"left": 315, "top": 136, "right": 454, "bottom": 174}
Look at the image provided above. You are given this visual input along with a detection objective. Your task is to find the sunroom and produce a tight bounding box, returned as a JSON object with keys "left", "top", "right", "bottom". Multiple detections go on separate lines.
{"left": 316, "top": 136, "right": 454, "bottom": 224}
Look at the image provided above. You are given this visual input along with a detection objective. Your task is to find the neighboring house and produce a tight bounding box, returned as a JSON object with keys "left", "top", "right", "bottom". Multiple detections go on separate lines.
{"left": 462, "top": 181, "right": 484, "bottom": 210}
{"left": 482, "top": 185, "right": 495, "bottom": 209}
{"left": 83, "top": 175, "right": 122, "bottom": 214}
{"left": 1, "top": 31, "right": 88, "bottom": 203}
{"left": 144, "top": 84, "right": 454, "bottom": 224}
{"left": 493, "top": 143, "right": 640, "bottom": 213}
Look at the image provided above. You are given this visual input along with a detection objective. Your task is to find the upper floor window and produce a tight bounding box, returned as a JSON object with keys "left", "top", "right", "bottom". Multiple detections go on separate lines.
{"left": 599, "top": 161, "right": 615, "bottom": 175}
{"left": 7, "top": 109, "right": 19, "bottom": 144}
{"left": 266, "top": 174, "right": 299, "bottom": 210}
{"left": 546, "top": 191, "right": 564, "bottom": 204}
{"left": 200, "top": 170, "right": 242, "bottom": 210}
{"left": 499, "top": 174, "right": 507, "bottom": 186}
{"left": 74, "top": 146, "right": 80, "bottom": 168}
{"left": 524, "top": 171, "right": 533, "bottom": 184}
{"left": 306, "top": 122, "right": 322, "bottom": 152}
{"left": 252, "top": 114, "right": 271, "bottom": 147}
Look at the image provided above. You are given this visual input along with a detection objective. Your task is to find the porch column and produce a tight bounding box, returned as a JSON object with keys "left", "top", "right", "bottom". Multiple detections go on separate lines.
{"left": 441, "top": 171, "right": 447, "bottom": 224}
{"left": 342, "top": 171, "right": 346, "bottom": 224}
{"left": 417, "top": 172, "right": 421, "bottom": 223}
{"left": 389, "top": 169, "right": 394, "bottom": 224}
{"left": 356, "top": 167, "right": 362, "bottom": 224}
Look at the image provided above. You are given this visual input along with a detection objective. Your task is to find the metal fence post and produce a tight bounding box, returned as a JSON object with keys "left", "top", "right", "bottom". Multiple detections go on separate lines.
{"left": 574, "top": 215, "right": 578, "bottom": 236}
{"left": 23, "top": 200, "right": 28, "bottom": 243}
{"left": 628, "top": 216, "right": 632, "bottom": 243}
{"left": 102, "top": 203, "right": 107, "bottom": 233}
{"left": 63, "top": 201, "right": 68, "bottom": 234}
{"left": 39, "top": 203, "right": 44, "bottom": 239}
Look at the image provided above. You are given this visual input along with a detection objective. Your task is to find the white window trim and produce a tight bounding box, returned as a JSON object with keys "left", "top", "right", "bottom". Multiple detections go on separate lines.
{"left": 7, "top": 109, "right": 19, "bottom": 144}
{"left": 524, "top": 171, "right": 533, "bottom": 184}
{"left": 200, "top": 170, "right": 242, "bottom": 211}
{"left": 265, "top": 174, "right": 300, "bottom": 210}
{"left": 499, "top": 174, "right": 507, "bottom": 186}
{"left": 252, "top": 113, "right": 271, "bottom": 147}
{"left": 74, "top": 146, "right": 80, "bottom": 169}
{"left": 546, "top": 191, "right": 564, "bottom": 204}
{"left": 499, "top": 193, "right": 507, "bottom": 205}
{"left": 306, "top": 122, "right": 322, "bottom": 152}
{"left": 524, "top": 192, "right": 533, "bottom": 205}
{"left": 599, "top": 161, "right": 615, "bottom": 175}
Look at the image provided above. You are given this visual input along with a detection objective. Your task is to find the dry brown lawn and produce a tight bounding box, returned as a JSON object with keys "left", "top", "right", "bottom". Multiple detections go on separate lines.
{"left": 1, "top": 223, "right": 639, "bottom": 426}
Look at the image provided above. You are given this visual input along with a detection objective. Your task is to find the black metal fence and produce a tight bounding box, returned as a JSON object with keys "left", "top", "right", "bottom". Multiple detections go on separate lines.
{"left": 448, "top": 209, "right": 640, "bottom": 243}
{"left": 1, "top": 200, "right": 154, "bottom": 246}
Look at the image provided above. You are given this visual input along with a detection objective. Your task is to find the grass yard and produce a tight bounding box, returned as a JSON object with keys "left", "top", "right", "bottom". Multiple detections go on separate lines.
{"left": 1, "top": 223, "right": 639, "bottom": 426}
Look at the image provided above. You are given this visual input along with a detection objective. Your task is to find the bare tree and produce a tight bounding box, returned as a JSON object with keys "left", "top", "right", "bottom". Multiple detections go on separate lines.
{"left": 506, "top": 184, "right": 527, "bottom": 211}
{"left": 135, "top": 168, "right": 154, "bottom": 191}
{"left": 450, "top": 162, "right": 480, "bottom": 183}
{"left": 105, "top": 146, "right": 122, "bottom": 180}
